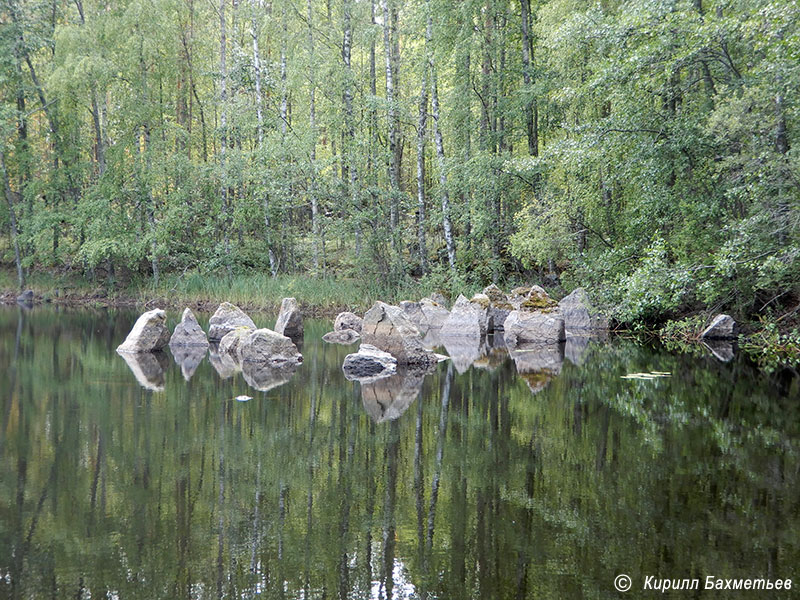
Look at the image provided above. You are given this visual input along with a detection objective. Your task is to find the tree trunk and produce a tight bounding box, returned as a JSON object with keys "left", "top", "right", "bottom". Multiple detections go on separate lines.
{"left": 250, "top": 0, "right": 278, "bottom": 276}
{"left": 307, "top": 0, "right": 321, "bottom": 273}
{"left": 219, "top": 0, "right": 231, "bottom": 274}
{"left": 138, "top": 38, "right": 160, "bottom": 285}
{"left": 0, "top": 152, "right": 25, "bottom": 289}
{"left": 343, "top": 0, "right": 361, "bottom": 256}
{"left": 520, "top": 0, "right": 538, "bottom": 156}
{"left": 143, "top": 126, "right": 160, "bottom": 285}
{"left": 427, "top": 8, "right": 456, "bottom": 272}
{"left": 416, "top": 61, "right": 429, "bottom": 274}
{"left": 775, "top": 72, "right": 790, "bottom": 243}
{"left": 383, "top": 0, "right": 399, "bottom": 230}
{"left": 479, "top": 9, "right": 491, "bottom": 151}
{"left": 75, "top": 0, "right": 106, "bottom": 175}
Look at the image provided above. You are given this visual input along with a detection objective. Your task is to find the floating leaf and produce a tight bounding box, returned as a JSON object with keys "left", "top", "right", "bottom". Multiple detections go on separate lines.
{"left": 621, "top": 371, "right": 671, "bottom": 380}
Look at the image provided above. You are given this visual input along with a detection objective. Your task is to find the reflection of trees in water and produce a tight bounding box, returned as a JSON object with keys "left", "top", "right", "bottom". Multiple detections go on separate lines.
{"left": 0, "top": 311, "right": 798, "bottom": 599}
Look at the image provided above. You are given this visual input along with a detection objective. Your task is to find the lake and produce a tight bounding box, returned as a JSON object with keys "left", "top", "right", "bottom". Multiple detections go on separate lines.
{"left": 0, "top": 306, "right": 798, "bottom": 599}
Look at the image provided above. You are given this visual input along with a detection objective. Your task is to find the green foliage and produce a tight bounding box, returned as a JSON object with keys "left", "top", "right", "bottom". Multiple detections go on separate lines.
{"left": 611, "top": 238, "right": 693, "bottom": 324}
{"left": 742, "top": 320, "right": 800, "bottom": 371}
{"left": 0, "top": 0, "right": 797, "bottom": 336}
{"left": 659, "top": 314, "right": 709, "bottom": 342}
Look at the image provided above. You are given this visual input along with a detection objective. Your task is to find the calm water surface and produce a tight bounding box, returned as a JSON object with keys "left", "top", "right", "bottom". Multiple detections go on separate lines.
{"left": 0, "top": 307, "right": 798, "bottom": 599}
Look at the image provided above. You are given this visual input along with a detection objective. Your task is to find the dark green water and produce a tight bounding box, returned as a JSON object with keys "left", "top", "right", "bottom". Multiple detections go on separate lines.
{"left": 0, "top": 307, "right": 798, "bottom": 599}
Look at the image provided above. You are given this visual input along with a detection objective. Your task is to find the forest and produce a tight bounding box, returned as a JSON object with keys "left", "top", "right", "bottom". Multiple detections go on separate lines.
{"left": 0, "top": 0, "right": 798, "bottom": 327}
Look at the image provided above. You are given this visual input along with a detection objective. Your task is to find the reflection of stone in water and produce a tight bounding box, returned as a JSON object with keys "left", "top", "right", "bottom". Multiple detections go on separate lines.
{"left": 118, "top": 350, "right": 169, "bottom": 391}
{"left": 208, "top": 345, "right": 240, "bottom": 379}
{"left": 441, "top": 336, "right": 487, "bottom": 374}
{"left": 284, "top": 333, "right": 304, "bottom": 352}
{"left": 487, "top": 332, "right": 507, "bottom": 350}
{"left": 472, "top": 348, "right": 509, "bottom": 371}
{"left": 322, "top": 329, "right": 360, "bottom": 345}
{"left": 519, "top": 371, "right": 553, "bottom": 394}
{"left": 702, "top": 340, "right": 736, "bottom": 363}
{"left": 565, "top": 331, "right": 608, "bottom": 366}
{"left": 565, "top": 335, "right": 590, "bottom": 366}
{"left": 242, "top": 361, "right": 299, "bottom": 392}
{"left": 360, "top": 368, "right": 426, "bottom": 423}
{"left": 170, "top": 346, "right": 207, "bottom": 381}
{"left": 510, "top": 342, "right": 565, "bottom": 394}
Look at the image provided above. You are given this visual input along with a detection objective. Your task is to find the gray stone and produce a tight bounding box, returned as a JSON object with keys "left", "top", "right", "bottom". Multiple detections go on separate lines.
{"left": 482, "top": 284, "right": 514, "bottom": 332}
{"left": 508, "top": 285, "right": 556, "bottom": 311}
{"left": 169, "top": 308, "right": 209, "bottom": 348}
{"left": 558, "top": 288, "right": 608, "bottom": 331}
{"left": 274, "top": 297, "right": 304, "bottom": 339}
{"left": 118, "top": 351, "right": 169, "bottom": 391}
{"left": 503, "top": 310, "right": 566, "bottom": 346}
{"left": 420, "top": 325, "right": 443, "bottom": 350}
{"left": 482, "top": 284, "right": 506, "bottom": 304}
{"left": 429, "top": 292, "right": 449, "bottom": 308}
{"left": 700, "top": 314, "right": 738, "bottom": 340}
{"left": 361, "top": 301, "right": 437, "bottom": 367}
{"left": 238, "top": 328, "right": 303, "bottom": 366}
{"left": 441, "top": 294, "right": 488, "bottom": 340}
{"left": 117, "top": 309, "right": 171, "bottom": 353}
{"left": 16, "top": 289, "right": 34, "bottom": 305}
{"left": 218, "top": 327, "right": 253, "bottom": 361}
{"left": 488, "top": 306, "right": 512, "bottom": 332}
{"left": 334, "top": 311, "right": 363, "bottom": 333}
{"left": 419, "top": 298, "right": 450, "bottom": 329}
{"left": 399, "top": 301, "right": 429, "bottom": 333}
{"left": 208, "top": 302, "right": 256, "bottom": 341}
{"left": 343, "top": 344, "right": 398, "bottom": 379}
{"left": 322, "top": 329, "right": 361, "bottom": 344}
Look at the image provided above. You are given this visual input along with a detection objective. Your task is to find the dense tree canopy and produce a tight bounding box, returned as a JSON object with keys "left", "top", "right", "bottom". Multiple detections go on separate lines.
{"left": 1, "top": 0, "right": 798, "bottom": 322}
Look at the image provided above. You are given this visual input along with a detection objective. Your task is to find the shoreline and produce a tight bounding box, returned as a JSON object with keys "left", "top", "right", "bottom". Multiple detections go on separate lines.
{"left": 2, "top": 284, "right": 798, "bottom": 370}
{"left": 0, "top": 290, "right": 349, "bottom": 319}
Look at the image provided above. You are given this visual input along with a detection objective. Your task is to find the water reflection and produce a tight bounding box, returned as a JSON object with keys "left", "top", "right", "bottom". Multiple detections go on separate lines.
{"left": 360, "top": 367, "right": 427, "bottom": 423}
{"left": 508, "top": 343, "right": 564, "bottom": 394}
{"left": 169, "top": 345, "right": 207, "bottom": 381}
{"left": 117, "top": 350, "right": 169, "bottom": 391}
{"left": 441, "top": 335, "right": 487, "bottom": 374}
{"left": 208, "top": 344, "right": 240, "bottom": 379}
{"left": 242, "top": 360, "right": 300, "bottom": 392}
{"left": 0, "top": 307, "right": 798, "bottom": 600}
{"left": 703, "top": 339, "right": 737, "bottom": 363}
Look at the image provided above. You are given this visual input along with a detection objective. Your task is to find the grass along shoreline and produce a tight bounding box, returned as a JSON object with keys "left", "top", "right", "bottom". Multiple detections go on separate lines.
{"left": 0, "top": 270, "right": 457, "bottom": 317}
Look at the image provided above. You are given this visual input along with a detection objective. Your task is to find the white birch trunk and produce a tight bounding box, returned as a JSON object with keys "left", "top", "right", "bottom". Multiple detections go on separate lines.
{"left": 426, "top": 10, "right": 456, "bottom": 272}
{"left": 219, "top": 0, "right": 231, "bottom": 272}
{"left": 249, "top": 0, "right": 278, "bottom": 276}
{"left": 416, "top": 65, "right": 428, "bottom": 274}
{"left": 383, "top": 0, "right": 399, "bottom": 230}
